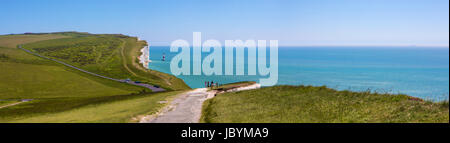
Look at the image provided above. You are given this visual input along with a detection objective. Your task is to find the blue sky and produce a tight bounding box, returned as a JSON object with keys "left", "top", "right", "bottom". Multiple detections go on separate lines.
{"left": 1, "top": 0, "right": 449, "bottom": 47}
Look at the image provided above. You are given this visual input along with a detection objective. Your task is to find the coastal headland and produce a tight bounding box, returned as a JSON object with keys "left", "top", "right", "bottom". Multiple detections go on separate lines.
{"left": 0, "top": 32, "right": 448, "bottom": 123}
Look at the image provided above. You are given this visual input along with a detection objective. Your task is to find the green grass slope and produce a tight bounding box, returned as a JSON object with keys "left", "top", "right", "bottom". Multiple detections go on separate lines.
{"left": 0, "top": 32, "right": 188, "bottom": 122}
{"left": 8, "top": 91, "right": 183, "bottom": 123}
{"left": 201, "top": 85, "right": 449, "bottom": 123}
{"left": 0, "top": 62, "right": 134, "bottom": 99}
{"left": 0, "top": 34, "right": 69, "bottom": 48}
{"left": 21, "top": 33, "right": 190, "bottom": 90}
{"left": 121, "top": 37, "right": 190, "bottom": 90}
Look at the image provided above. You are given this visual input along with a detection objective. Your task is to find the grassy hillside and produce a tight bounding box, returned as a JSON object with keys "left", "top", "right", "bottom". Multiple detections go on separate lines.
{"left": 201, "top": 85, "right": 449, "bottom": 123}
{"left": 21, "top": 33, "right": 190, "bottom": 90}
{"left": 0, "top": 32, "right": 188, "bottom": 122}
{"left": 121, "top": 37, "right": 190, "bottom": 90}
{"left": 0, "top": 62, "right": 135, "bottom": 99}
{"left": 7, "top": 91, "right": 184, "bottom": 123}
{"left": 0, "top": 34, "right": 69, "bottom": 48}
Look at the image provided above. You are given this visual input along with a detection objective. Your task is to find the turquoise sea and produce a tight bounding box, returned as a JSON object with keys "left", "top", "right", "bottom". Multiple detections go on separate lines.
{"left": 148, "top": 46, "right": 449, "bottom": 101}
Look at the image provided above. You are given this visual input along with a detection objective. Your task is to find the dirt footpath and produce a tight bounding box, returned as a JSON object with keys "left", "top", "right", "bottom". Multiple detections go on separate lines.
{"left": 140, "top": 88, "right": 215, "bottom": 123}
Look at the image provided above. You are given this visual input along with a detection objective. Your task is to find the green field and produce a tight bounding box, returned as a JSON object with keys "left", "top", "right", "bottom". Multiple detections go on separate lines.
{"left": 201, "top": 85, "right": 449, "bottom": 123}
{"left": 7, "top": 91, "right": 184, "bottom": 123}
{"left": 0, "top": 34, "right": 69, "bottom": 48}
{"left": 0, "top": 32, "right": 188, "bottom": 122}
{"left": 0, "top": 62, "right": 136, "bottom": 99}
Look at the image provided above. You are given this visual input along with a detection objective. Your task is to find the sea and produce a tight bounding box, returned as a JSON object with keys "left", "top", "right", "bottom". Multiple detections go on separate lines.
{"left": 146, "top": 46, "right": 449, "bottom": 101}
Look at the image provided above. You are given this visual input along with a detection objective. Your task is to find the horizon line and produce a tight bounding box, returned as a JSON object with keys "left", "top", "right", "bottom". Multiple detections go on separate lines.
{"left": 148, "top": 44, "right": 450, "bottom": 48}
{"left": 2, "top": 32, "right": 448, "bottom": 48}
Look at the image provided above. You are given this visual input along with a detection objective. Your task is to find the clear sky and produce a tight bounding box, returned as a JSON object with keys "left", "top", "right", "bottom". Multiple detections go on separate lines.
{"left": 1, "top": 0, "right": 449, "bottom": 47}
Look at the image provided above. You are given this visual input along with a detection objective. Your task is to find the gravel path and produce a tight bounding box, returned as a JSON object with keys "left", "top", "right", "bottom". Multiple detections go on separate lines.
{"left": 140, "top": 88, "right": 216, "bottom": 123}
{"left": 0, "top": 99, "right": 33, "bottom": 109}
{"left": 141, "top": 83, "right": 261, "bottom": 123}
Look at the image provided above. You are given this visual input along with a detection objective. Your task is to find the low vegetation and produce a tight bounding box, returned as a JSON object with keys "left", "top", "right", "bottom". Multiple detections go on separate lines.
{"left": 201, "top": 85, "right": 449, "bottom": 123}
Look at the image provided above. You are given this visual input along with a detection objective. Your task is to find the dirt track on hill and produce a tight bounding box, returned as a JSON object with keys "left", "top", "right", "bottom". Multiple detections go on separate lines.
{"left": 0, "top": 100, "right": 32, "bottom": 109}
{"left": 140, "top": 88, "right": 216, "bottom": 123}
{"left": 140, "top": 83, "right": 261, "bottom": 123}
